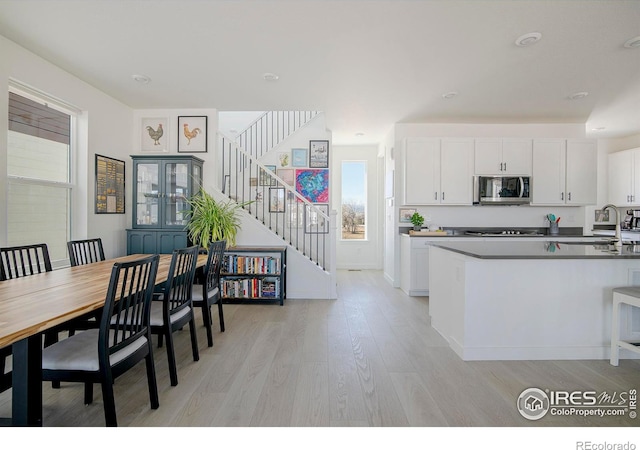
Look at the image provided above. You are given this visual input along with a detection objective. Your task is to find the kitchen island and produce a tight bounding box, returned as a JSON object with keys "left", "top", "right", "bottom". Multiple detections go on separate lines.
{"left": 428, "top": 241, "right": 640, "bottom": 361}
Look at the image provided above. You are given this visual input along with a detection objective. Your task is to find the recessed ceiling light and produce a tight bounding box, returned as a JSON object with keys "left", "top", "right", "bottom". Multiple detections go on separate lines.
{"left": 355, "top": 132, "right": 365, "bottom": 137}
{"left": 132, "top": 74, "right": 151, "bottom": 84}
{"left": 591, "top": 127, "right": 606, "bottom": 131}
{"left": 263, "top": 72, "right": 279, "bottom": 81}
{"left": 623, "top": 36, "right": 640, "bottom": 49}
{"left": 568, "top": 91, "right": 589, "bottom": 100}
{"left": 515, "top": 32, "right": 542, "bottom": 47}
{"left": 442, "top": 91, "right": 458, "bottom": 99}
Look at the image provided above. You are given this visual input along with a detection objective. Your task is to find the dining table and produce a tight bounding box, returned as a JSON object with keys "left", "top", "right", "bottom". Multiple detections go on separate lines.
{"left": 0, "top": 252, "right": 207, "bottom": 426}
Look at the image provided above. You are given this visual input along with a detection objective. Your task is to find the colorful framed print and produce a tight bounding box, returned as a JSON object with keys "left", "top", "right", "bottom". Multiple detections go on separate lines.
{"left": 278, "top": 152, "right": 290, "bottom": 167}
{"left": 141, "top": 117, "right": 169, "bottom": 153}
{"left": 291, "top": 148, "right": 307, "bottom": 167}
{"left": 399, "top": 208, "right": 416, "bottom": 223}
{"left": 309, "top": 140, "right": 329, "bottom": 168}
{"left": 178, "top": 115, "right": 207, "bottom": 153}
{"left": 304, "top": 203, "right": 329, "bottom": 234}
{"left": 277, "top": 168, "right": 294, "bottom": 186}
{"left": 269, "top": 187, "right": 286, "bottom": 213}
{"left": 260, "top": 165, "right": 277, "bottom": 186}
{"left": 295, "top": 169, "right": 329, "bottom": 203}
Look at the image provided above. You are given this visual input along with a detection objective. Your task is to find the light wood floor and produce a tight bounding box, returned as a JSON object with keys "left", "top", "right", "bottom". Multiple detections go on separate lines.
{"left": 1, "top": 269, "right": 639, "bottom": 427}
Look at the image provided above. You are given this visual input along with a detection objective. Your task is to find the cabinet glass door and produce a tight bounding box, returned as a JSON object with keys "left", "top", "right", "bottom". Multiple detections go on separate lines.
{"left": 135, "top": 162, "right": 160, "bottom": 226}
{"left": 164, "top": 162, "right": 190, "bottom": 227}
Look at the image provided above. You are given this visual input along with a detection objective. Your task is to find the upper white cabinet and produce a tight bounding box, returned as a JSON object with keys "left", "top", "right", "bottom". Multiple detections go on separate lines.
{"left": 403, "top": 138, "right": 473, "bottom": 205}
{"left": 531, "top": 138, "right": 597, "bottom": 205}
{"left": 608, "top": 147, "right": 640, "bottom": 206}
{"left": 566, "top": 139, "right": 597, "bottom": 205}
{"left": 474, "top": 138, "right": 532, "bottom": 175}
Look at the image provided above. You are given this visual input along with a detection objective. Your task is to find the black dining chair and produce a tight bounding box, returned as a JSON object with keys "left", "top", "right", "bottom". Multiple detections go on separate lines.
{"left": 150, "top": 246, "right": 200, "bottom": 386}
{"left": 0, "top": 243, "right": 52, "bottom": 281}
{"left": 192, "top": 240, "right": 226, "bottom": 347}
{"left": 66, "top": 238, "right": 107, "bottom": 336}
{"left": 41, "top": 254, "right": 160, "bottom": 427}
{"left": 67, "top": 238, "right": 105, "bottom": 267}
{"left": 0, "top": 243, "right": 55, "bottom": 391}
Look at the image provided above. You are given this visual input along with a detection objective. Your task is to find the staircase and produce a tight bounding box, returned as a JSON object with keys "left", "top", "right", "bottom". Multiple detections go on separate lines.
{"left": 219, "top": 111, "right": 333, "bottom": 272}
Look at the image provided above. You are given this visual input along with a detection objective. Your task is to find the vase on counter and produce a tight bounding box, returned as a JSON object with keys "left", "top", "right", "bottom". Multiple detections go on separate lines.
{"left": 414, "top": 226, "right": 421, "bottom": 231}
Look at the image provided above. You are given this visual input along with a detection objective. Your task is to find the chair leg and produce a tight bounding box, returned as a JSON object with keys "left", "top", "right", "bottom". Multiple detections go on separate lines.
{"left": 164, "top": 330, "right": 178, "bottom": 386}
{"left": 84, "top": 382, "right": 94, "bottom": 405}
{"left": 610, "top": 298, "right": 621, "bottom": 366}
{"left": 202, "top": 303, "right": 213, "bottom": 347}
{"left": 100, "top": 377, "right": 117, "bottom": 427}
{"left": 189, "top": 317, "right": 200, "bottom": 362}
{"left": 145, "top": 351, "right": 159, "bottom": 409}
{"left": 217, "top": 301, "right": 225, "bottom": 332}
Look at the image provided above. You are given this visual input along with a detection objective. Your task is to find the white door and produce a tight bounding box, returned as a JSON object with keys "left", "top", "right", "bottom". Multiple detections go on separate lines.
{"left": 404, "top": 138, "right": 441, "bottom": 205}
{"left": 474, "top": 138, "right": 502, "bottom": 175}
{"left": 441, "top": 138, "right": 473, "bottom": 204}
{"left": 502, "top": 138, "right": 533, "bottom": 175}
{"left": 566, "top": 139, "right": 597, "bottom": 205}
{"left": 608, "top": 149, "right": 634, "bottom": 205}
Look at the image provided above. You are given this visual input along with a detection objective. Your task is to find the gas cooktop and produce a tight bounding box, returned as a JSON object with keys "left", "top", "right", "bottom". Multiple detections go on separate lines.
{"left": 465, "top": 230, "right": 545, "bottom": 237}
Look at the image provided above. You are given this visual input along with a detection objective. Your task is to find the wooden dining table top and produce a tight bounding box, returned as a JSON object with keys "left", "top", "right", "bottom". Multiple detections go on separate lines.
{"left": 0, "top": 253, "right": 207, "bottom": 349}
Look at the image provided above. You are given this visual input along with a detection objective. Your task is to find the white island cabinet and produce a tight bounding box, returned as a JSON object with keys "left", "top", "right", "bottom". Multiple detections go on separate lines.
{"left": 429, "top": 241, "right": 640, "bottom": 361}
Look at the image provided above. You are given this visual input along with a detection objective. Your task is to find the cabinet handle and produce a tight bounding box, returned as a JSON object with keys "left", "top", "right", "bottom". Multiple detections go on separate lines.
{"left": 503, "top": 162, "right": 507, "bottom": 172}
{"left": 561, "top": 192, "right": 564, "bottom": 201}
{"left": 442, "top": 192, "right": 445, "bottom": 201}
{"left": 568, "top": 192, "right": 571, "bottom": 201}
{"left": 435, "top": 192, "right": 438, "bottom": 200}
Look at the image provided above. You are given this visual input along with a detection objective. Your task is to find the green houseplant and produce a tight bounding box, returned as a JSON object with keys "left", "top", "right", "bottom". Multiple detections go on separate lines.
{"left": 410, "top": 212, "right": 424, "bottom": 231}
{"left": 185, "top": 189, "right": 248, "bottom": 248}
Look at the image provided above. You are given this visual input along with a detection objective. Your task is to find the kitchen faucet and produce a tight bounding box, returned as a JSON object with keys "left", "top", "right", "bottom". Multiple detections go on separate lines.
{"left": 602, "top": 204, "right": 622, "bottom": 249}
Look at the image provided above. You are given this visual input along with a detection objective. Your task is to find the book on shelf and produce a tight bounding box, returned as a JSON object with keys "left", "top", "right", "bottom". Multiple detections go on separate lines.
{"left": 222, "top": 255, "right": 281, "bottom": 275}
{"left": 221, "top": 276, "right": 280, "bottom": 299}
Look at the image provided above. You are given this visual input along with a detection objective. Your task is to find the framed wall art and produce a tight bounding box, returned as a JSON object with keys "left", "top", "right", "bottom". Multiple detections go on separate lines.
{"left": 399, "top": 208, "right": 416, "bottom": 223}
{"left": 269, "top": 187, "right": 286, "bottom": 213}
{"left": 278, "top": 152, "right": 290, "bottom": 167}
{"left": 304, "top": 203, "right": 329, "bottom": 234}
{"left": 291, "top": 148, "right": 307, "bottom": 167}
{"left": 309, "top": 140, "right": 329, "bottom": 168}
{"left": 277, "top": 168, "right": 294, "bottom": 186}
{"left": 141, "top": 117, "right": 169, "bottom": 152}
{"left": 95, "top": 154, "right": 125, "bottom": 214}
{"left": 295, "top": 169, "right": 329, "bottom": 203}
{"left": 178, "top": 115, "right": 207, "bottom": 153}
{"left": 260, "top": 165, "right": 277, "bottom": 186}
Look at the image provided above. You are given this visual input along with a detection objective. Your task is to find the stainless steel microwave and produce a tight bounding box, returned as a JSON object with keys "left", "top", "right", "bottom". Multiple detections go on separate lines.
{"left": 473, "top": 176, "right": 531, "bottom": 205}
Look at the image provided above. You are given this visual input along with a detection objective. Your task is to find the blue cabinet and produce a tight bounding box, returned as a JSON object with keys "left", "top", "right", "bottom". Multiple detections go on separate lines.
{"left": 127, "top": 155, "right": 203, "bottom": 254}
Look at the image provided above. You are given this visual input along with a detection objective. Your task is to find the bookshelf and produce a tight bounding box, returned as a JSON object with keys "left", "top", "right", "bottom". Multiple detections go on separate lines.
{"left": 220, "top": 246, "right": 286, "bottom": 306}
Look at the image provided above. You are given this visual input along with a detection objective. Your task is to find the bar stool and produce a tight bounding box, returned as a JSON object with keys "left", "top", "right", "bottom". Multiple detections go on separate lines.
{"left": 610, "top": 286, "right": 640, "bottom": 366}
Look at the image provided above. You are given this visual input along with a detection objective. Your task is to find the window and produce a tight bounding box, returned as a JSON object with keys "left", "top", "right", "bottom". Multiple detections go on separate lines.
{"left": 341, "top": 161, "right": 366, "bottom": 240}
{"left": 7, "top": 89, "right": 73, "bottom": 266}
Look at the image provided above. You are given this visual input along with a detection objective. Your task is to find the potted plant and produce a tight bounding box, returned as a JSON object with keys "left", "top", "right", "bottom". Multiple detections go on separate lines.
{"left": 185, "top": 189, "right": 249, "bottom": 248}
{"left": 410, "top": 212, "right": 424, "bottom": 231}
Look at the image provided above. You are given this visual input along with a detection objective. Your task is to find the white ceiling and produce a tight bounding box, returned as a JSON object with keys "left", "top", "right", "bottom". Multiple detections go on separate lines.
{"left": 1, "top": 0, "right": 639, "bottom": 145}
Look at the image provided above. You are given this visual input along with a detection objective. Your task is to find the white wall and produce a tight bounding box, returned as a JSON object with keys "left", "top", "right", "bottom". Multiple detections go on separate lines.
{"left": 0, "top": 35, "right": 133, "bottom": 258}
{"left": 332, "top": 144, "right": 382, "bottom": 270}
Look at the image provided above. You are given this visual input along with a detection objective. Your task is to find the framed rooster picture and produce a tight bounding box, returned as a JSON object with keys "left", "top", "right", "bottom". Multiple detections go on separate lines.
{"left": 178, "top": 115, "right": 207, "bottom": 153}
{"left": 141, "top": 117, "right": 169, "bottom": 153}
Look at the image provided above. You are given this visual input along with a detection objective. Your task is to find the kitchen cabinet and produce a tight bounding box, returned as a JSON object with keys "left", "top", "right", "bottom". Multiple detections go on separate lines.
{"left": 474, "top": 138, "right": 532, "bottom": 175}
{"left": 400, "top": 235, "right": 430, "bottom": 296}
{"left": 127, "top": 154, "right": 204, "bottom": 254}
{"left": 531, "top": 139, "right": 596, "bottom": 205}
{"left": 402, "top": 138, "right": 473, "bottom": 205}
{"left": 608, "top": 147, "right": 640, "bottom": 206}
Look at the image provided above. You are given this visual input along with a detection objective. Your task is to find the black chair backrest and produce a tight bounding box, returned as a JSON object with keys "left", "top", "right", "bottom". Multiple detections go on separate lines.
{"left": 204, "top": 240, "right": 226, "bottom": 292}
{"left": 68, "top": 238, "right": 105, "bottom": 267}
{"left": 100, "top": 254, "right": 159, "bottom": 362}
{"left": 163, "top": 246, "right": 199, "bottom": 319}
{"left": 0, "top": 243, "right": 52, "bottom": 281}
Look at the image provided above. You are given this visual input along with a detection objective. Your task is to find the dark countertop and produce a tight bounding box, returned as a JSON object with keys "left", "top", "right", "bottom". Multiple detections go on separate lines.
{"left": 431, "top": 241, "right": 640, "bottom": 259}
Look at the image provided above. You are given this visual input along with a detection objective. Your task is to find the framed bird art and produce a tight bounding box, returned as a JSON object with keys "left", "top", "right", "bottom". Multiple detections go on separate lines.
{"left": 141, "top": 117, "right": 169, "bottom": 153}
{"left": 178, "top": 115, "right": 208, "bottom": 153}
